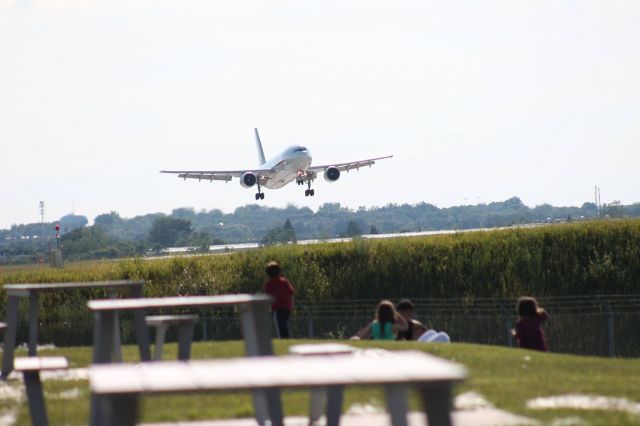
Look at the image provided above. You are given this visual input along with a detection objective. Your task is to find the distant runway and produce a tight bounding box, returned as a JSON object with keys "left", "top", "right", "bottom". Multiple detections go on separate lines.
{"left": 161, "top": 223, "right": 545, "bottom": 256}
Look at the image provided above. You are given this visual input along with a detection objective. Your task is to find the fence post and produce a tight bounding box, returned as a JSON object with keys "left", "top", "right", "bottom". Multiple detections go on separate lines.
{"left": 308, "top": 316, "right": 314, "bottom": 339}
{"left": 299, "top": 304, "right": 313, "bottom": 338}
{"left": 606, "top": 305, "right": 615, "bottom": 357}
{"left": 201, "top": 316, "right": 207, "bottom": 341}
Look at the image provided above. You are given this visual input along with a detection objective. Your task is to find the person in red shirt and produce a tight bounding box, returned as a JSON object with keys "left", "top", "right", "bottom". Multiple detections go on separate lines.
{"left": 263, "top": 261, "right": 295, "bottom": 338}
{"left": 513, "top": 296, "right": 550, "bottom": 352}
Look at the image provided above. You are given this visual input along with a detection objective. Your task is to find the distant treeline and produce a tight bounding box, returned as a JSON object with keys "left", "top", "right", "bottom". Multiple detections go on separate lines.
{"left": 1, "top": 197, "right": 639, "bottom": 263}
{"left": 1, "top": 219, "right": 639, "bottom": 349}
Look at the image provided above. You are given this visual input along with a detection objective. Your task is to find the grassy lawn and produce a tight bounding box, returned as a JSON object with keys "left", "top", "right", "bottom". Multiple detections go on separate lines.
{"left": 1, "top": 340, "right": 639, "bottom": 425}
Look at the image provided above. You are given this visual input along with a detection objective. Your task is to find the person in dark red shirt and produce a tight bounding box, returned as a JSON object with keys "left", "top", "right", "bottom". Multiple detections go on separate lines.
{"left": 263, "top": 261, "right": 295, "bottom": 338}
{"left": 513, "top": 296, "right": 549, "bottom": 352}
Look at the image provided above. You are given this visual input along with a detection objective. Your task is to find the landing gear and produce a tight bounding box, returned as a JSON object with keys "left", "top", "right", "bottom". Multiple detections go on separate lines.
{"left": 304, "top": 180, "right": 315, "bottom": 197}
{"left": 255, "top": 181, "right": 264, "bottom": 200}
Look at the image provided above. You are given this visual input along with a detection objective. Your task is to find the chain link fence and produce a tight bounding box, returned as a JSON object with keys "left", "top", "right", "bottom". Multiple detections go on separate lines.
{"left": 4, "top": 294, "right": 639, "bottom": 357}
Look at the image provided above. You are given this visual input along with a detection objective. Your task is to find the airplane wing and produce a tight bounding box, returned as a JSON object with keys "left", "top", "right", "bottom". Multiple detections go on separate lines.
{"left": 307, "top": 155, "right": 393, "bottom": 174}
{"left": 160, "top": 168, "right": 275, "bottom": 184}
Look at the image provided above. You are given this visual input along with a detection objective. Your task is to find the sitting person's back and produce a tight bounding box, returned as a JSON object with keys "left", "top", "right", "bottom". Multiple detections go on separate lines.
{"left": 513, "top": 296, "right": 549, "bottom": 352}
{"left": 395, "top": 299, "right": 450, "bottom": 342}
{"left": 371, "top": 320, "right": 395, "bottom": 340}
{"left": 352, "top": 300, "right": 407, "bottom": 340}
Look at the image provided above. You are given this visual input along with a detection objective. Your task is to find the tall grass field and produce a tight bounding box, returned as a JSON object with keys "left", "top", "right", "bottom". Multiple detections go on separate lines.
{"left": 1, "top": 219, "right": 639, "bottom": 353}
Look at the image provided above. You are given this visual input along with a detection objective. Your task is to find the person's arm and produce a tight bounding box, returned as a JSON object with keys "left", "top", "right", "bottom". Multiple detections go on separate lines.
{"left": 393, "top": 312, "right": 408, "bottom": 333}
{"left": 352, "top": 323, "right": 372, "bottom": 340}
{"left": 412, "top": 321, "right": 429, "bottom": 340}
{"left": 537, "top": 309, "right": 549, "bottom": 321}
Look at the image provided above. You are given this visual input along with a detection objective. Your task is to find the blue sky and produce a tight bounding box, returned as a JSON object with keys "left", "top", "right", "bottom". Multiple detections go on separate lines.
{"left": 1, "top": 0, "right": 638, "bottom": 228}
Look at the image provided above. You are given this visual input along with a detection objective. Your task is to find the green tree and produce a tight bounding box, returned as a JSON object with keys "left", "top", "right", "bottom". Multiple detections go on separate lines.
{"left": 602, "top": 201, "right": 624, "bottom": 218}
{"left": 261, "top": 219, "right": 297, "bottom": 246}
{"left": 94, "top": 211, "right": 124, "bottom": 226}
{"left": 344, "top": 220, "right": 363, "bottom": 237}
{"left": 148, "top": 217, "right": 193, "bottom": 247}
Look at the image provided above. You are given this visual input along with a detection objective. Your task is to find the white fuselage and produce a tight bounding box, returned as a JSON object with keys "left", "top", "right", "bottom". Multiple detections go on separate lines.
{"left": 260, "top": 145, "right": 312, "bottom": 189}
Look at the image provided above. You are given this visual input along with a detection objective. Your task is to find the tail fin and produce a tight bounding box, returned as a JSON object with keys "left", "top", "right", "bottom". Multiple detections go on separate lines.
{"left": 254, "top": 128, "right": 266, "bottom": 166}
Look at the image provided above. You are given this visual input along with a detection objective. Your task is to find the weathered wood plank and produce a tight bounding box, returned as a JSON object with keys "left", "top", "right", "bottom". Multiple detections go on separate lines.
{"left": 88, "top": 295, "right": 272, "bottom": 311}
{"left": 14, "top": 357, "right": 68, "bottom": 372}
{"left": 90, "top": 351, "right": 466, "bottom": 395}
{"left": 4, "top": 280, "right": 144, "bottom": 292}
{"left": 288, "top": 344, "right": 355, "bottom": 356}
{"left": 146, "top": 315, "right": 199, "bottom": 326}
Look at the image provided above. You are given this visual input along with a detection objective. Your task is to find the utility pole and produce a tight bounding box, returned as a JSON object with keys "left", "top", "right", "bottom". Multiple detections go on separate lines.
{"left": 39, "top": 201, "right": 45, "bottom": 242}
{"left": 598, "top": 187, "right": 602, "bottom": 215}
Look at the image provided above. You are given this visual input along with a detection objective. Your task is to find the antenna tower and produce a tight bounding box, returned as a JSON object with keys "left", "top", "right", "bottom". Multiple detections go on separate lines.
{"left": 39, "top": 201, "right": 45, "bottom": 239}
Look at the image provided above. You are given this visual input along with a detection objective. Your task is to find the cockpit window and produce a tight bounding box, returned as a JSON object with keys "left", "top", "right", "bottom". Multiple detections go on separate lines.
{"left": 294, "top": 147, "right": 308, "bottom": 152}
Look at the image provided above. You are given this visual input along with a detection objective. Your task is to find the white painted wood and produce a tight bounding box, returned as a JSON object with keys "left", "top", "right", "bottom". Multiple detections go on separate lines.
{"left": 14, "top": 357, "right": 68, "bottom": 372}
{"left": 4, "top": 280, "right": 144, "bottom": 293}
{"left": 288, "top": 343, "right": 355, "bottom": 356}
{"left": 88, "top": 294, "right": 272, "bottom": 311}
{"left": 90, "top": 351, "right": 465, "bottom": 394}
{"left": 146, "top": 315, "right": 199, "bottom": 327}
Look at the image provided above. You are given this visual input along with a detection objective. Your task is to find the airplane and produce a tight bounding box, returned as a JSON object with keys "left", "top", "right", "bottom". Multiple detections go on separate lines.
{"left": 161, "top": 129, "right": 393, "bottom": 200}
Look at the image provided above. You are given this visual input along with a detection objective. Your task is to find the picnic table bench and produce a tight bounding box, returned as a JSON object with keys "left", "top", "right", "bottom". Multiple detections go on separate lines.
{"left": 15, "top": 356, "right": 69, "bottom": 426}
{"left": 2, "top": 280, "right": 146, "bottom": 378}
{"left": 289, "top": 343, "right": 357, "bottom": 424}
{"left": 89, "top": 350, "right": 467, "bottom": 426}
{"left": 145, "top": 314, "right": 199, "bottom": 360}
{"left": 87, "top": 294, "right": 278, "bottom": 425}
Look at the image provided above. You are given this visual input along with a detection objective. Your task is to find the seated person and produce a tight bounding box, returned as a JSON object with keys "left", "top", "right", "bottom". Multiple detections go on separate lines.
{"left": 353, "top": 300, "right": 408, "bottom": 340}
{"left": 396, "top": 299, "right": 450, "bottom": 343}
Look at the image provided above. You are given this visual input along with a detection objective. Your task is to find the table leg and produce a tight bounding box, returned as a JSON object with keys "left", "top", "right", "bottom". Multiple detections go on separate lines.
{"left": 418, "top": 382, "right": 453, "bottom": 426}
{"left": 23, "top": 371, "right": 49, "bottom": 426}
{"left": 90, "top": 311, "right": 116, "bottom": 426}
{"left": 326, "top": 385, "right": 344, "bottom": 426}
{"left": 1, "top": 295, "right": 20, "bottom": 378}
{"left": 91, "top": 393, "right": 138, "bottom": 426}
{"left": 28, "top": 291, "right": 40, "bottom": 356}
{"left": 309, "top": 387, "right": 327, "bottom": 424}
{"left": 177, "top": 322, "right": 195, "bottom": 361}
{"left": 154, "top": 324, "right": 167, "bottom": 361}
{"left": 108, "top": 290, "right": 122, "bottom": 362}
{"left": 130, "top": 284, "right": 151, "bottom": 362}
{"left": 240, "top": 303, "right": 283, "bottom": 426}
{"left": 92, "top": 311, "right": 114, "bottom": 364}
{"left": 384, "top": 384, "right": 408, "bottom": 426}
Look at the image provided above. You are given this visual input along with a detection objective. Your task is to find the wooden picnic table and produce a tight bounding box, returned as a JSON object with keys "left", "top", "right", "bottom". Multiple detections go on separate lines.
{"left": 86, "top": 294, "right": 278, "bottom": 425}
{"left": 1, "top": 280, "right": 146, "bottom": 378}
{"left": 89, "top": 350, "right": 467, "bottom": 426}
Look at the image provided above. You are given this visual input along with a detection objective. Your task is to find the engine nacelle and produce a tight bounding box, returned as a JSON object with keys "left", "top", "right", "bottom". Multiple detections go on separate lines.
{"left": 324, "top": 166, "right": 341, "bottom": 182}
{"left": 240, "top": 172, "right": 257, "bottom": 188}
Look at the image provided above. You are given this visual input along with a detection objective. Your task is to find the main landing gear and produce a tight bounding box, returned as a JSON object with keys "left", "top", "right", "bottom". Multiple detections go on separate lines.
{"left": 296, "top": 174, "right": 315, "bottom": 197}
{"left": 304, "top": 180, "right": 315, "bottom": 197}
{"left": 255, "top": 181, "right": 265, "bottom": 200}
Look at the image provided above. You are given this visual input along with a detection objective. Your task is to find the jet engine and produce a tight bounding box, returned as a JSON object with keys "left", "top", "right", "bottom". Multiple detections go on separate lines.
{"left": 240, "top": 172, "right": 257, "bottom": 188}
{"left": 324, "top": 166, "right": 341, "bottom": 182}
